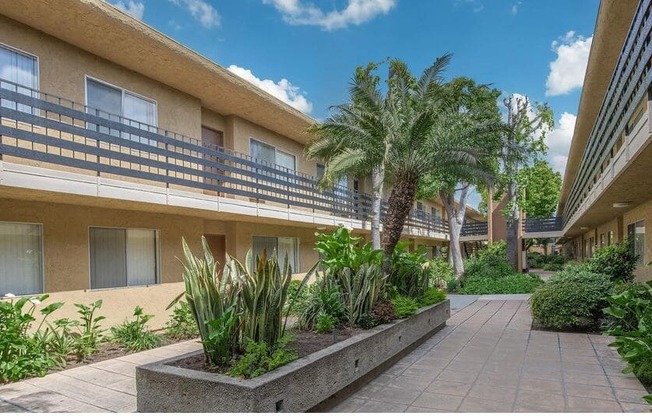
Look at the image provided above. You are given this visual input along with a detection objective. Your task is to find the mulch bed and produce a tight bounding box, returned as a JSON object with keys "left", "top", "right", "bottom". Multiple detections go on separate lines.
{"left": 173, "top": 327, "right": 368, "bottom": 375}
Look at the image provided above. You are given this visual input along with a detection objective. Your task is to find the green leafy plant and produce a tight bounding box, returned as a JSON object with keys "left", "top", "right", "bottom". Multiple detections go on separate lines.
{"left": 530, "top": 265, "right": 612, "bottom": 330}
{"left": 73, "top": 300, "right": 105, "bottom": 360}
{"left": 428, "top": 257, "right": 455, "bottom": 289}
{"left": 314, "top": 313, "right": 337, "bottom": 334}
{"left": 0, "top": 294, "right": 63, "bottom": 382}
{"left": 165, "top": 301, "right": 199, "bottom": 340}
{"left": 356, "top": 314, "right": 377, "bottom": 329}
{"left": 228, "top": 337, "right": 297, "bottom": 379}
{"left": 603, "top": 282, "right": 652, "bottom": 391}
{"left": 110, "top": 306, "right": 162, "bottom": 352}
{"left": 464, "top": 241, "right": 513, "bottom": 280}
{"left": 389, "top": 243, "right": 430, "bottom": 298}
{"left": 419, "top": 287, "right": 446, "bottom": 306}
{"left": 588, "top": 241, "right": 639, "bottom": 283}
{"left": 371, "top": 298, "right": 397, "bottom": 325}
{"left": 296, "top": 283, "right": 344, "bottom": 330}
{"left": 285, "top": 280, "right": 309, "bottom": 316}
{"left": 39, "top": 317, "right": 78, "bottom": 366}
{"left": 446, "top": 277, "right": 460, "bottom": 293}
{"left": 392, "top": 296, "right": 419, "bottom": 318}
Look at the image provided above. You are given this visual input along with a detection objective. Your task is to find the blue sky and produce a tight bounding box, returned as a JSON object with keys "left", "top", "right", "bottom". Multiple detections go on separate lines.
{"left": 111, "top": 0, "right": 599, "bottom": 204}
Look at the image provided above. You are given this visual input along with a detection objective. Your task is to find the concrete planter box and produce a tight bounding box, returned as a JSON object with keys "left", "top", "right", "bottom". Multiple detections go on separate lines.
{"left": 136, "top": 299, "right": 450, "bottom": 413}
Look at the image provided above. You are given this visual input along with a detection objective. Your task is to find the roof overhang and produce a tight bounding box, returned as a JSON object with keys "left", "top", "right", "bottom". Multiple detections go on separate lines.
{"left": 0, "top": 0, "right": 315, "bottom": 143}
{"left": 558, "top": 0, "right": 638, "bottom": 214}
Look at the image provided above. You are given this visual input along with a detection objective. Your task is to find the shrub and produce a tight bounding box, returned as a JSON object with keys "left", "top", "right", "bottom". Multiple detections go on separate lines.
{"left": 464, "top": 241, "right": 513, "bottom": 280}
{"left": 228, "top": 337, "right": 297, "bottom": 379}
{"left": 428, "top": 257, "right": 455, "bottom": 289}
{"left": 392, "top": 296, "right": 419, "bottom": 318}
{"left": 314, "top": 313, "right": 337, "bottom": 333}
{"left": 165, "top": 301, "right": 199, "bottom": 340}
{"left": 602, "top": 282, "right": 652, "bottom": 333}
{"left": 530, "top": 266, "right": 612, "bottom": 330}
{"left": 542, "top": 263, "right": 563, "bottom": 272}
{"left": 296, "top": 283, "right": 345, "bottom": 330}
{"left": 371, "top": 298, "right": 397, "bottom": 325}
{"left": 459, "top": 274, "right": 542, "bottom": 295}
{"left": 110, "top": 306, "right": 162, "bottom": 352}
{"left": 389, "top": 243, "right": 429, "bottom": 298}
{"left": 587, "top": 241, "right": 639, "bottom": 283}
{"left": 419, "top": 287, "right": 446, "bottom": 306}
{"left": 446, "top": 278, "right": 460, "bottom": 293}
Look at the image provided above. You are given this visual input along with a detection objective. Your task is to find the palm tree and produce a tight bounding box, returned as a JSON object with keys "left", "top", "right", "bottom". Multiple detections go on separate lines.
{"left": 306, "top": 62, "right": 402, "bottom": 250}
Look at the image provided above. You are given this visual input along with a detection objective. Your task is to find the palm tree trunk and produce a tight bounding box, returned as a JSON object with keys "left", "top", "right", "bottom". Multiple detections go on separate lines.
{"left": 382, "top": 173, "right": 418, "bottom": 275}
{"left": 441, "top": 185, "right": 468, "bottom": 278}
{"left": 506, "top": 180, "right": 519, "bottom": 272}
{"left": 370, "top": 166, "right": 384, "bottom": 250}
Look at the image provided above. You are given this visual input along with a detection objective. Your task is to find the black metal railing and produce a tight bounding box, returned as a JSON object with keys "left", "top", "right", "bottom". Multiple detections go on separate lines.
{"left": 461, "top": 221, "right": 488, "bottom": 237}
{"left": 523, "top": 216, "right": 563, "bottom": 233}
{"left": 563, "top": 0, "right": 652, "bottom": 225}
{"left": 0, "top": 79, "right": 448, "bottom": 234}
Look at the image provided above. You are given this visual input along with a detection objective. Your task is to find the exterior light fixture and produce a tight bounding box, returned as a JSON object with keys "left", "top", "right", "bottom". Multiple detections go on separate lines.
{"left": 612, "top": 201, "right": 632, "bottom": 208}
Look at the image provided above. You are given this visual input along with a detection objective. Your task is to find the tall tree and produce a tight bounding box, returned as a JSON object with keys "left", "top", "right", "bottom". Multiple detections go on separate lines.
{"left": 499, "top": 95, "right": 554, "bottom": 271}
{"left": 417, "top": 78, "right": 503, "bottom": 277}
{"left": 306, "top": 62, "right": 402, "bottom": 250}
{"left": 518, "top": 159, "right": 562, "bottom": 255}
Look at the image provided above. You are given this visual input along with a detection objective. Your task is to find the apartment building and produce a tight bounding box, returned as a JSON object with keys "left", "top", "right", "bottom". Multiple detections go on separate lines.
{"left": 557, "top": 0, "right": 652, "bottom": 281}
{"left": 0, "top": 0, "right": 474, "bottom": 327}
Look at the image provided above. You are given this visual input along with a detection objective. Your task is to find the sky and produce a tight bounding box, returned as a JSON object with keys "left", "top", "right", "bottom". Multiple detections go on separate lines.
{"left": 111, "top": 0, "right": 599, "bottom": 207}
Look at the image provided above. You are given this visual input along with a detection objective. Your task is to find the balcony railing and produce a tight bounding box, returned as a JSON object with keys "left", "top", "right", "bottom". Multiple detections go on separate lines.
{"left": 461, "top": 221, "right": 488, "bottom": 237}
{"left": 523, "top": 217, "right": 563, "bottom": 233}
{"left": 0, "top": 79, "right": 448, "bottom": 234}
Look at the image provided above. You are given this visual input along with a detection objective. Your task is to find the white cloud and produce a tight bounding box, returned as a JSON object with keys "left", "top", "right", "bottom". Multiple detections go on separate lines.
{"left": 546, "top": 31, "right": 592, "bottom": 96}
{"left": 113, "top": 1, "right": 145, "bottom": 20}
{"left": 545, "top": 112, "right": 576, "bottom": 174}
{"left": 511, "top": 1, "right": 521, "bottom": 15}
{"left": 454, "top": 0, "right": 484, "bottom": 13}
{"left": 227, "top": 65, "right": 313, "bottom": 114}
{"left": 169, "top": 0, "right": 220, "bottom": 28}
{"left": 263, "top": 0, "right": 397, "bottom": 30}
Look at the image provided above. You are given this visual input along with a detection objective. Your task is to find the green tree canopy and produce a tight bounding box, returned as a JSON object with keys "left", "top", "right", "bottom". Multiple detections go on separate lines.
{"left": 518, "top": 159, "right": 562, "bottom": 218}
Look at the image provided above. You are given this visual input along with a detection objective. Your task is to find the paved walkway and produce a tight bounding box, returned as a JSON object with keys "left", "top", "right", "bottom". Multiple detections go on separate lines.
{"left": 329, "top": 296, "right": 651, "bottom": 413}
{"left": 0, "top": 297, "right": 649, "bottom": 413}
{"left": 0, "top": 340, "right": 202, "bottom": 412}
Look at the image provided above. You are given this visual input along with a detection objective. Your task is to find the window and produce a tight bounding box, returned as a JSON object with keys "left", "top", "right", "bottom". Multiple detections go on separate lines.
{"left": 316, "top": 164, "right": 325, "bottom": 181}
{"left": 627, "top": 220, "right": 645, "bottom": 265}
{"left": 600, "top": 233, "right": 605, "bottom": 247}
{"left": 89, "top": 228, "right": 159, "bottom": 289}
{"left": 431, "top": 207, "right": 441, "bottom": 219}
{"left": 0, "top": 44, "right": 38, "bottom": 112}
{"left": 85, "top": 78, "right": 157, "bottom": 144}
{"left": 417, "top": 202, "right": 424, "bottom": 212}
{"left": 250, "top": 139, "right": 296, "bottom": 171}
{"left": 252, "top": 236, "right": 299, "bottom": 273}
{"left": 0, "top": 222, "right": 43, "bottom": 296}
{"left": 608, "top": 231, "right": 614, "bottom": 246}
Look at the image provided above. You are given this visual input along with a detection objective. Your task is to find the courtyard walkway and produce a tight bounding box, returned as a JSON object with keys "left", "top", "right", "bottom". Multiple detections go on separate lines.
{"left": 329, "top": 295, "right": 651, "bottom": 413}
{"left": 0, "top": 296, "right": 649, "bottom": 413}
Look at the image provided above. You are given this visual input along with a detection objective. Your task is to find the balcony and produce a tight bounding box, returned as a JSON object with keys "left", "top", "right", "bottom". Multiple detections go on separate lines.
{"left": 0, "top": 79, "right": 447, "bottom": 237}
{"left": 523, "top": 217, "right": 563, "bottom": 239}
{"left": 460, "top": 221, "right": 488, "bottom": 241}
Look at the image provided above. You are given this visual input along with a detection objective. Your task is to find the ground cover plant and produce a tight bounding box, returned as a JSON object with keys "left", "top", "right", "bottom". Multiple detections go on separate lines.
{"left": 459, "top": 242, "right": 542, "bottom": 294}
{"left": 165, "top": 301, "right": 199, "bottom": 340}
{"left": 110, "top": 306, "right": 162, "bottom": 352}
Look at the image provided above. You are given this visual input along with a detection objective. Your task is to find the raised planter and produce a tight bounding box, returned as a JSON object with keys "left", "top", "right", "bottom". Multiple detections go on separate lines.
{"left": 136, "top": 299, "right": 450, "bottom": 413}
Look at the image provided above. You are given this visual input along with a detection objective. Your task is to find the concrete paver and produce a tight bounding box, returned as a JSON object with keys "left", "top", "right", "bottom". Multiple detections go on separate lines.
{"left": 333, "top": 298, "right": 652, "bottom": 413}
{"left": 1, "top": 297, "right": 650, "bottom": 413}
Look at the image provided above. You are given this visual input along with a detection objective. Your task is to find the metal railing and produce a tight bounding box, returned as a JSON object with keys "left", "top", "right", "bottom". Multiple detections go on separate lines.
{"left": 0, "top": 79, "right": 448, "bottom": 234}
{"left": 563, "top": 0, "right": 652, "bottom": 225}
{"left": 461, "top": 221, "right": 488, "bottom": 237}
{"left": 523, "top": 217, "right": 563, "bottom": 233}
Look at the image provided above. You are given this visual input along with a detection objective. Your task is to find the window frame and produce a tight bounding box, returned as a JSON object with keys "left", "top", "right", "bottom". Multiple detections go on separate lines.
{"left": 0, "top": 42, "right": 40, "bottom": 89}
{"left": 0, "top": 221, "right": 45, "bottom": 297}
{"left": 87, "top": 226, "right": 161, "bottom": 291}
{"left": 248, "top": 137, "right": 297, "bottom": 172}
{"left": 84, "top": 75, "right": 158, "bottom": 127}
{"left": 627, "top": 220, "right": 646, "bottom": 266}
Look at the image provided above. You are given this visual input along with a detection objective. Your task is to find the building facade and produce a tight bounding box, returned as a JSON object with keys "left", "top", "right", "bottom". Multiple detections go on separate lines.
{"left": 0, "top": 0, "right": 479, "bottom": 328}
{"left": 557, "top": 0, "right": 652, "bottom": 282}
